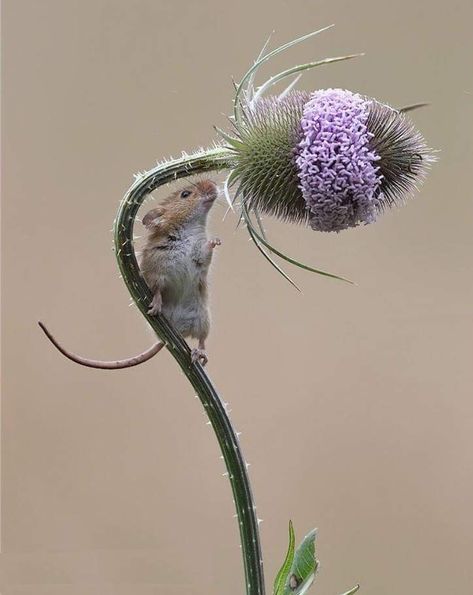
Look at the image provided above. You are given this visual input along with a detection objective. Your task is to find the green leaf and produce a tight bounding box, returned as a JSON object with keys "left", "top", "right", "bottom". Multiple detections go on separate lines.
{"left": 234, "top": 25, "right": 334, "bottom": 123}
{"left": 274, "top": 521, "right": 296, "bottom": 595}
{"left": 283, "top": 528, "right": 319, "bottom": 595}
{"left": 253, "top": 54, "right": 363, "bottom": 103}
{"left": 254, "top": 208, "right": 267, "bottom": 241}
{"left": 213, "top": 126, "right": 245, "bottom": 150}
{"left": 242, "top": 204, "right": 353, "bottom": 285}
{"left": 246, "top": 219, "right": 301, "bottom": 292}
{"left": 399, "top": 102, "right": 429, "bottom": 114}
{"left": 247, "top": 32, "right": 274, "bottom": 100}
{"left": 339, "top": 586, "right": 360, "bottom": 595}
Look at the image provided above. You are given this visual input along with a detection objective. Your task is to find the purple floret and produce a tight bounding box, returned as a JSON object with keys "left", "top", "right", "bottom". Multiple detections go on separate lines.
{"left": 295, "top": 89, "right": 383, "bottom": 232}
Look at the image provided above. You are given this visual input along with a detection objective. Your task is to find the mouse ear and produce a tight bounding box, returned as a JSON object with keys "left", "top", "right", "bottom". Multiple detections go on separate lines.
{"left": 142, "top": 207, "right": 165, "bottom": 228}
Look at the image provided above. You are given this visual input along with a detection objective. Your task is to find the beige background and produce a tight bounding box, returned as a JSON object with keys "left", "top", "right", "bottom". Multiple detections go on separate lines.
{"left": 2, "top": 1, "right": 473, "bottom": 594}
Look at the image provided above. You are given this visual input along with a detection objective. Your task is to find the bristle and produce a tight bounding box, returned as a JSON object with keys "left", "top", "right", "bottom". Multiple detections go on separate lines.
{"left": 230, "top": 92, "right": 310, "bottom": 224}
{"left": 366, "top": 100, "right": 433, "bottom": 209}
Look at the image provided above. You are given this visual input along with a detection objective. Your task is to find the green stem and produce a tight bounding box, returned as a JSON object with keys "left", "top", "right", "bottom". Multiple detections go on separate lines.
{"left": 114, "top": 146, "right": 265, "bottom": 595}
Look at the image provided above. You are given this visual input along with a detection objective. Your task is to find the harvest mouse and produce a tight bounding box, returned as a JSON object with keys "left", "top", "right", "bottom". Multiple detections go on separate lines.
{"left": 39, "top": 179, "right": 221, "bottom": 368}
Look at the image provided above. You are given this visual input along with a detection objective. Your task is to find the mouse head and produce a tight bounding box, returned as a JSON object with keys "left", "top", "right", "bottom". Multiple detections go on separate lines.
{"left": 142, "top": 179, "right": 218, "bottom": 235}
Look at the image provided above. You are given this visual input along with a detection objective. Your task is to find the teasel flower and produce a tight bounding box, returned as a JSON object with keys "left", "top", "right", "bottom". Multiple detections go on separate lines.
{"left": 216, "top": 27, "right": 434, "bottom": 286}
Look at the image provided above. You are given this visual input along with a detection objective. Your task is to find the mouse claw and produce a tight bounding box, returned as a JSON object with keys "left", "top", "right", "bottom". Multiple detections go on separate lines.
{"left": 208, "top": 238, "right": 222, "bottom": 249}
{"left": 191, "top": 348, "right": 208, "bottom": 367}
{"left": 147, "top": 293, "right": 162, "bottom": 316}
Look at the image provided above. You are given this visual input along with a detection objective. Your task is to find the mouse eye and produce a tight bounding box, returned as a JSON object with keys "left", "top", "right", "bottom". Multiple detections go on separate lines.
{"left": 180, "top": 190, "right": 192, "bottom": 198}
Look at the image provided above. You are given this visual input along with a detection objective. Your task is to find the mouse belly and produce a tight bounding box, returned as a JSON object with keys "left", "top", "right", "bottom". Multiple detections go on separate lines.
{"left": 141, "top": 236, "right": 212, "bottom": 340}
{"left": 160, "top": 269, "right": 210, "bottom": 340}
{"left": 163, "top": 301, "right": 210, "bottom": 340}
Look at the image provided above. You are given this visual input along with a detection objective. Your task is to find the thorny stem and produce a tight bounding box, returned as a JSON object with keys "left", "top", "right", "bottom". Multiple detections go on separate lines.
{"left": 114, "top": 146, "right": 266, "bottom": 595}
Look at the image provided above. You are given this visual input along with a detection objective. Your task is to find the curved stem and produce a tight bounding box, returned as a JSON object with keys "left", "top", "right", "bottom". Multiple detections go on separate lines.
{"left": 114, "top": 146, "right": 265, "bottom": 595}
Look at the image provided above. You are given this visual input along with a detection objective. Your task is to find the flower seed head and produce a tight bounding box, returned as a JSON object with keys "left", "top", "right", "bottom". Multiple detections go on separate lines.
{"left": 225, "top": 88, "right": 433, "bottom": 232}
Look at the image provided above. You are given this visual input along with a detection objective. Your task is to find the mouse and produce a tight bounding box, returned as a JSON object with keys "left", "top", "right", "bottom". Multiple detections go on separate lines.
{"left": 39, "top": 179, "right": 221, "bottom": 368}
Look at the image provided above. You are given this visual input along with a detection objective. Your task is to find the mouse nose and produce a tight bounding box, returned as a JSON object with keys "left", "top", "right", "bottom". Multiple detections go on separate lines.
{"left": 197, "top": 179, "right": 217, "bottom": 200}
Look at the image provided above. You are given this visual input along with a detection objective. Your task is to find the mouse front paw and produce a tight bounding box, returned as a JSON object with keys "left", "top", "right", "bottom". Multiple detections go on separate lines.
{"left": 208, "top": 238, "right": 222, "bottom": 249}
{"left": 191, "top": 348, "right": 208, "bottom": 367}
{"left": 147, "top": 293, "right": 162, "bottom": 316}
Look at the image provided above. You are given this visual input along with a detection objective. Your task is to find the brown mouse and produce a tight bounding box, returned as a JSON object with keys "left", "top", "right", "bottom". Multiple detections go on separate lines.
{"left": 39, "top": 179, "right": 221, "bottom": 368}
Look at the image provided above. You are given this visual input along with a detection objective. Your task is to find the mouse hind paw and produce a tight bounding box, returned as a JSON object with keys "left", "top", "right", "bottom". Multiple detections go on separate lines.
{"left": 191, "top": 348, "right": 208, "bottom": 367}
{"left": 147, "top": 291, "right": 162, "bottom": 316}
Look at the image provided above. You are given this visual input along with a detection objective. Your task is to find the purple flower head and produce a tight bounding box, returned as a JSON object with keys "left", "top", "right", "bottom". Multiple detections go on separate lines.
{"left": 295, "top": 89, "right": 383, "bottom": 232}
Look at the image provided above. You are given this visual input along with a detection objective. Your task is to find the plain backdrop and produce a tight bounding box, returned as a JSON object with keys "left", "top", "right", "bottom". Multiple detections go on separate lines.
{"left": 2, "top": 1, "right": 473, "bottom": 594}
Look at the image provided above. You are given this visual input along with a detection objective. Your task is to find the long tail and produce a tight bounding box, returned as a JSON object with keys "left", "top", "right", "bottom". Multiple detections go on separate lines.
{"left": 38, "top": 321, "right": 164, "bottom": 370}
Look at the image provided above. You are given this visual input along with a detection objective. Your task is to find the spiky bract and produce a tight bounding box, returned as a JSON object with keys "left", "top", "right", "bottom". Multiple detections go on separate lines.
{"left": 366, "top": 100, "right": 432, "bottom": 209}
{"left": 228, "top": 92, "right": 311, "bottom": 224}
